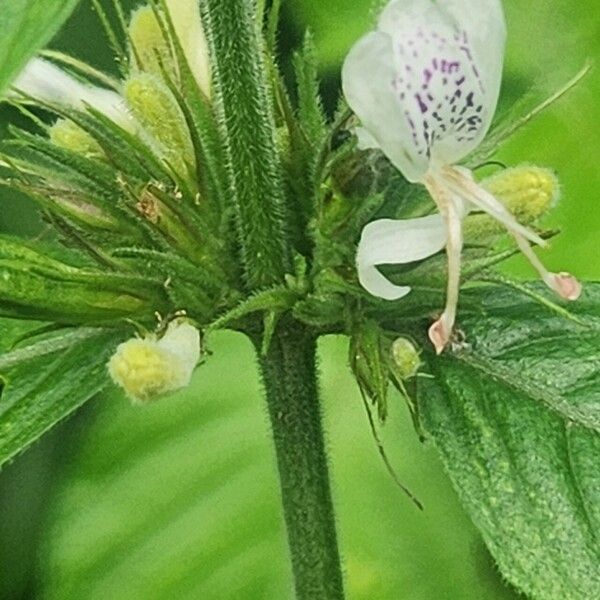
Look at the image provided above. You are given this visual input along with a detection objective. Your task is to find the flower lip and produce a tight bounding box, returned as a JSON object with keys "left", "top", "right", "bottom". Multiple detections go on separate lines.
{"left": 356, "top": 213, "right": 447, "bottom": 300}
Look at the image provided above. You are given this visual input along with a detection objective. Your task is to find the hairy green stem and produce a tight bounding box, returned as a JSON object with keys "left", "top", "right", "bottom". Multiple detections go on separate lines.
{"left": 201, "top": 0, "right": 291, "bottom": 289}
{"left": 257, "top": 322, "right": 345, "bottom": 599}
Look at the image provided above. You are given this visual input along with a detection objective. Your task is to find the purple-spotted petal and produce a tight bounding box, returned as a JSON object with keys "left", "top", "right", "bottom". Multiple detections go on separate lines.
{"left": 356, "top": 214, "right": 447, "bottom": 300}
{"left": 342, "top": 31, "right": 431, "bottom": 182}
{"left": 11, "top": 59, "right": 133, "bottom": 130}
{"left": 343, "top": 0, "right": 506, "bottom": 178}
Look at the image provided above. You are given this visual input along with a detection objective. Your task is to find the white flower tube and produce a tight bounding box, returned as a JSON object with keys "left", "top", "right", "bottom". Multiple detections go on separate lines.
{"left": 343, "top": 0, "right": 580, "bottom": 353}
{"left": 11, "top": 58, "right": 133, "bottom": 131}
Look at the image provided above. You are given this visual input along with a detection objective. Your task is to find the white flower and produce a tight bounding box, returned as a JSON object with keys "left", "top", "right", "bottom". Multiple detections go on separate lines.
{"left": 342, "top": 0, "right": 581, "bottom": 353}
{"left": 108, "top": 320, "right": 201, "bottom": 403}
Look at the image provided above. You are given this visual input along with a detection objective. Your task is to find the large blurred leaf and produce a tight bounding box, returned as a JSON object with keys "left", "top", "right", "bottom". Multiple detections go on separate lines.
{"left": 420, "top": 284, "right": 600, "bottom": 600}
{"left": 0, "top": 325, "right": 122, "bottom": 466}
{"left": 39, "top": 332, "right": 518, "bottom": 600}
{"left": 0, "top": 0, "right": 81, "bottom": 95}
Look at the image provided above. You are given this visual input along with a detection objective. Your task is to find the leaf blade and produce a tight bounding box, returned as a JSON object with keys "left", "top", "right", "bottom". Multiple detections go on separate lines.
{"left": 0, "top": 325, "right": 121, "bottom": 466}
{"left": 419, "top": 283, "right": 600, "bottom": 599}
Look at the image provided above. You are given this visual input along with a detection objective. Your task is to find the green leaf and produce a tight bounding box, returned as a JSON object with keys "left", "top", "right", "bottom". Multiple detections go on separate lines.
{"left": 419, "top": 283, "right": 600, "bottom": 600}
{"left": 293, "top": 32, "right": 327, "bottom": 150}
{"left": 0, "top": 0, "right": 81, "bottom": 95}
{"left": 0, "top": 325, "right": 122, "bottom": 467}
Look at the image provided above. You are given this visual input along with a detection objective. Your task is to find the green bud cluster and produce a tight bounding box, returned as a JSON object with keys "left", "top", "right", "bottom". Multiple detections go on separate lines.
{"left": 0, "top": 2, "right": 230, "bottom": 328}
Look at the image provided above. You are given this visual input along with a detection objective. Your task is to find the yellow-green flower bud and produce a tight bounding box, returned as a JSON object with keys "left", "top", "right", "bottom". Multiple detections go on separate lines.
{"left": 484, "top": 165, "right": 559, "bottom": 222}
{"left": 165, "top": 0, "right": 211, "bottom": 97}
{"left": 49, "top": 119, "right": 103, "bottom": 158}
{"left": 128, "top": 6, "right": 175, "bottom": 80}
{"left": 465, "top": 165, "right": 559, "bottom": 241}
{"left": 390, "top": 337, "right": 420, "bottom": 380}
{"left": 108, "top": 320, "right": 201, "bottom": 403}
{"left": 124, "top": 74, "right": 194, "bottom": 177}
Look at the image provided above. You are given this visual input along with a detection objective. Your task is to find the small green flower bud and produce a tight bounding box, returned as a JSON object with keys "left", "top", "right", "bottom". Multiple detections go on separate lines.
{"left": 108, "top": 319, "right": 201, "bottom": 403}
{"left": 390, "top": 337, "right": 420, "bottom": 380}
{"left": 49, "top": 193, "right": 123, "bottom": 231}
{"left": 124, "top": 74, "right": 194, "bottom": 176}
{"left": 49, "top": 118, "right": 103, "bottom": 158}
{"left": 464, "top": 164, "right": 559, "bottom": 241}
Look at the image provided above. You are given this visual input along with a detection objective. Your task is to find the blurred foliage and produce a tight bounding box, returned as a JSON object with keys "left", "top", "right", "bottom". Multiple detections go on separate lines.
{"left": 0, "top": 0, "right": 598, "bottom": 599}
{"left": 37, "top": 333, "right": 518, "bottom": 600}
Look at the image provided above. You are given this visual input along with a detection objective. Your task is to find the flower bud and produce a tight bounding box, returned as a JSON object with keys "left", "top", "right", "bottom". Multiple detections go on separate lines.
{"left": 484, "top": 165, "right": 559, "bottom": 222}
{"left": 464, "top": 165, "right": 559, "bottom": 241}
{"left": 124, "top": 74, "right": 194, "bottom": 176}
{"left": 128, "top": 1, "right": 211, "bottom": 98}
{"left": 49, "top": 118, "right": 103, "bottom": 158}
{"left": 390, "top": 337, "right": 420, "bottom": 380}
{"left": 165, "top": 0, "right": 211, "bottom": 98}
{"left": 108, "top": 320, "right": 201, "bottom": 403}
{"left": 49, "top": 193, "right": 124, "bottom": 232}
{"left": 128, "top": 6, "right": 175, "bottom": 79}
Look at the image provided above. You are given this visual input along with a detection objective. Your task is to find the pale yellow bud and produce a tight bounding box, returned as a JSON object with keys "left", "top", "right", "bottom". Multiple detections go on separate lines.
{"left": 49, "top": 119, "right": 103, "bottom": 158}
{"left": 484, "top": 165, "right": 559, "bottom": 222}
{"left": 465, "top": 165, "right": 560, "bottom": 241}
{"left": 128, "top": 2, "right": 211, "bottom": 98}
{"left": 108, "top": 320, "right": 201, "bottom": 403}
{"left": 390, "top": 337, "right": 420, "bottom": 380}
{"left": 165, "top": 0, "right": 211, "bottom": 98}
{"left": 129, "top": 7, "right": 174, "bottom": 78}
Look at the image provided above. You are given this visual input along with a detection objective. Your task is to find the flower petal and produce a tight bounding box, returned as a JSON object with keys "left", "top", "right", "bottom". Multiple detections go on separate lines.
{"left": 356, "top": 214, "right": 447, "bottom": 300}
{"left": 354, "top": 126, "right": 381, "bottom": 151}
{"left": 343, "top": 0, "right": 506, "bottom": 179}
{"left": 342, "top": 31, "right": 430, "bottom": 182}
{"left": 11, "top": 58, "right": 133, "bottom": 130}
{"left": 157, "top": 320, "right": 201, "bottom": 381}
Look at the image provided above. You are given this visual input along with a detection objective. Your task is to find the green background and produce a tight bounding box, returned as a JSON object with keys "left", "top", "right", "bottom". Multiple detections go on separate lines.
{"left": 0, "top": 1, "right": 598, "bottom": 598}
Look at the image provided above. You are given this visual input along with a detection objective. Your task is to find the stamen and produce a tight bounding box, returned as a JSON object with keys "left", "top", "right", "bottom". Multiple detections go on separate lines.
{"left": 513, "top": 234, "right": 582, "bottom": 301}
{"left": 442, "top": 166, "right": 547, "bottom": 247}
{"left": 425, "top": 176, "right": 464, "bottom": 354}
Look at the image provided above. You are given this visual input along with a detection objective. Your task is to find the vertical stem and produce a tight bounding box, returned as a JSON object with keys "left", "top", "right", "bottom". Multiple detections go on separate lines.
{"left": 201, "top": 0, "right": 292, "bottom": 289}
{"left": 257, "top": 322, "right": 345, "bottom": 600}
